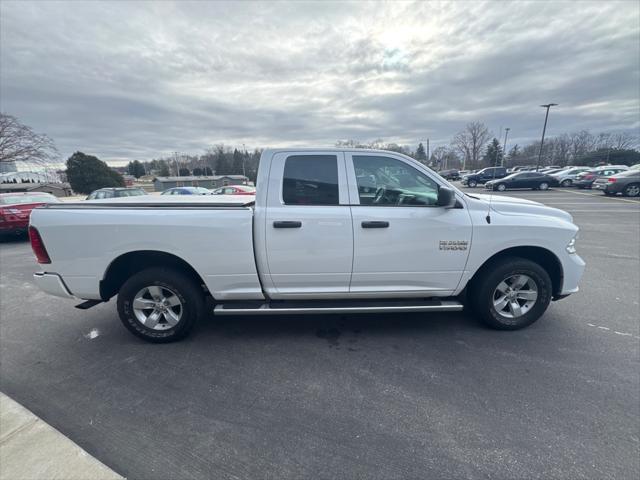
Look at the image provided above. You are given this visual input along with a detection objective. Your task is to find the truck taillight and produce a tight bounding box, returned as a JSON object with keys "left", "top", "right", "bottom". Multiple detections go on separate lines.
{"left": 29, "top": 226, "right": 51, "bottom": 264}
{"left": 607, "top": 177, "right": 616, "bottom": 182}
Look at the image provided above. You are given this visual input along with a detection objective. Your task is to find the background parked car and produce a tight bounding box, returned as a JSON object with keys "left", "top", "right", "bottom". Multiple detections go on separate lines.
{"left": 0, "top": 192, "right": 60, "bottom": 237}
{"left": 211, "top": 185, "right": 256, "bottom": 195}
{"left": 461, "top": 166, "right": 507, "bottom": 187}
{"left": 592, "top": 170, "right": 640, "bottom": 197}
{"left": 161, "top": 187, "right": 211, "bottom": 195}
{"left": 438, "top": 169, "right": 461, "bottom": 181}
{"left": 551, "top": 166, "right": 591, "bottom": 187}
{"left": 538, "top": 166, "right": 562, "bottom": 173}
{"left": 86, "top": 187, "right": 146, "bottom": 200}
{"left": 485, "top": 172, "right": 558, "bottom": 191}
{"left": 573, "top": 166, "right": 629, "bottom": 189}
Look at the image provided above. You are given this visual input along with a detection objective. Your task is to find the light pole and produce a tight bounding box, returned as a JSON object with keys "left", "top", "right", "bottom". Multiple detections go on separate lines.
{"left": 502, "top": 127, "right": 510, "bottom": 167}
{"left": 173, "top": 152, "right": 180, "bottom": 177}
{"left": 536, "top": 103, "right": 558, "bottom": 171}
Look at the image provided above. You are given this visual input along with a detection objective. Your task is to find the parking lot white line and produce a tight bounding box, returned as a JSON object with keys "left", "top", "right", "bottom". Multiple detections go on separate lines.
{"left": 563, "top": 210, "right": 640, "bottom": 213}
{"left": 542, "top": 202, "right": 640, "bottom": 206}
{"left": 555, "top": 189, "right": 640, "bottom": 204}
{"left": 586, "top": 323, "right": 639, "bottom": 340}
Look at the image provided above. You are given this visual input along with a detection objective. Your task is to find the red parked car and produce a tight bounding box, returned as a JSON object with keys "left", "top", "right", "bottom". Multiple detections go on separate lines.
{"left": 211, "top": 185, "right": 256, "bottom": 195}
{"left": 0, "top": 192, "right": 60, "bottom": 237}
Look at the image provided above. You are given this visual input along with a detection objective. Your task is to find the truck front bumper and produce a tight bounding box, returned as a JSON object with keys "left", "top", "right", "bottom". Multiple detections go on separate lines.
{"left": 557, "top": 253, "right": 585, "bottom": 298}
{"left": 33, "top": 273, "right": 75, "bottom": 299}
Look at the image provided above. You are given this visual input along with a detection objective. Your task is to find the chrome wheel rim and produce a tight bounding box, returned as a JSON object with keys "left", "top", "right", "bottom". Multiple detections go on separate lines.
{"left": 132, "top": 285, "right": 183, "bottom": 330}
{"left": 626, "top": 185, "right": 640, "bottom": 196}
{"left": 540, "top": 183, "right": 549, "bottom": 190}
{"left": 492, "top": 274, "right": 538, "bottom": 319}
{"left": 497, "top": 184, "right": 506, "bottom": 191}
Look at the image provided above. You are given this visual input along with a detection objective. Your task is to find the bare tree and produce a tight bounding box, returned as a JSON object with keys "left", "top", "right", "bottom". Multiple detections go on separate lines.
{"left": 0, "top": 113, "right": 59, "bottom": 164}
{"left": 451, "top": 121, "right": 492, "bottom": 170}
{"left": 569, "top": 130, "right": 596, "bottom": 163}
{"left": 611, "top": 132, "right": 637, "bottom": 150}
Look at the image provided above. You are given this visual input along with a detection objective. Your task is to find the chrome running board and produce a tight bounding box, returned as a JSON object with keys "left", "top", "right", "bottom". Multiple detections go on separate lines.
{"left": 214, "top": 299, "right": 463, "bottom": 316}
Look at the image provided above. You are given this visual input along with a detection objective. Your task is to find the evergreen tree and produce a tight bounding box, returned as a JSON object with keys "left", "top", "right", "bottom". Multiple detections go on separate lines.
{"left": 232, "top": 148, "right": 244, "bottom": 175}
{"left": 482, "top": 138, "right": 503, "bottom": 166}
{"left": 158, "top": 161, "right": 170, "bottom": 176}
{"left": 127, "top": 160, "right": 146, "bottom": 178}
{"left": 66, "top": 152, "right": 125, "bottom": 194}
{"left": 415, "top": 142, "right": 427, "bottom": 162}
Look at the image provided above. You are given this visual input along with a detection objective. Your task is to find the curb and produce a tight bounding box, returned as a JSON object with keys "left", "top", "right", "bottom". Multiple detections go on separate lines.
{"left": 0, "top": 392, "right": 124, "bottom": 480}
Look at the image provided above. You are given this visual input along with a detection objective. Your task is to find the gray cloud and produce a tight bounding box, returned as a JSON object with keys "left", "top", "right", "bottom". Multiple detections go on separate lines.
{"left": 1, "top": 0, "right": 638, "bottom": 164}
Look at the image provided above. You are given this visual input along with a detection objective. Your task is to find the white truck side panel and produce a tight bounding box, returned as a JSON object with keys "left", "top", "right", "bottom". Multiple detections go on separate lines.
{"left": 30, "top": 207, "right": 264, "bottom": 301}
{"left": 454, "top": 199, "right": 583, "bottom": 295}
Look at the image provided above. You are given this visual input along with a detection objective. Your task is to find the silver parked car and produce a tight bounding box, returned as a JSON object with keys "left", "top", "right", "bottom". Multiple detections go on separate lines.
{"left": 551, "top": 166, "right": 591, "bottom": 187}
{"left": 592, "top": 170, "right": 640, "bottom": 197}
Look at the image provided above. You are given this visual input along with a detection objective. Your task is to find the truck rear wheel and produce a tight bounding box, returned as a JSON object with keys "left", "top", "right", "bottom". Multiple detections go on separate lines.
{"left": 117, "top": 267, "right": 204, "bottom": 343}
{"left": 469, "top": 257, "right": 552, "bottom": 330}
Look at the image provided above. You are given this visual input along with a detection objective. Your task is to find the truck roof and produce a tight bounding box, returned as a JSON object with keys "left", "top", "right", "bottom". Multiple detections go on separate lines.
{"left": 262, "top": 147, "right": 414, "bottom": 155}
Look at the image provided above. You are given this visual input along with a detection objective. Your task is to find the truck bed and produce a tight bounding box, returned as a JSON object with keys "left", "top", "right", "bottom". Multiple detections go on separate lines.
{"left": 30, "top": 195, "right": 263, "bottom": 301}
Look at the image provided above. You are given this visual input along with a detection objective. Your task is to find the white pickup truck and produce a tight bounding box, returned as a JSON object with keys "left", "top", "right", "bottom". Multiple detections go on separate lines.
{"left": 29, "top": 148, "right": 585, "bottom": 342}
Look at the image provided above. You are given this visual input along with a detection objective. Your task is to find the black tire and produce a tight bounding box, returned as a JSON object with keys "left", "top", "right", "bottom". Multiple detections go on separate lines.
{"left": 469, "top": 257, "right": 552, "bottom": 330}
{"left": 623, "top": 183, "right": 640, "bottom": 197}
{"left": 603, "top": 191, "right": 615, "bottom": 196}
{"left": 561, "top": 179, "right": 572, "bottom": 187}
{"left": 467, "top": 179, "right": 477, "bottom": 188}
{"left": 117, "top": 267, "right": 205, "bottom": 343}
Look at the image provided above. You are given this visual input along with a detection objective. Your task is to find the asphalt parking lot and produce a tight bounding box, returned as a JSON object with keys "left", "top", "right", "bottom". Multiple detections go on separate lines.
{"left": 1, "top": 188, "right": 639, "bottom": 480}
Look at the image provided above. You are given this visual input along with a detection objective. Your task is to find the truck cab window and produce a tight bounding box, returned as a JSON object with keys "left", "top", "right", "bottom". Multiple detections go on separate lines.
{"left": 353, "top": 155, "right": 438, "bottom": 206}
{"left": 282, "top": 155, "right": 339, "bottom": 205}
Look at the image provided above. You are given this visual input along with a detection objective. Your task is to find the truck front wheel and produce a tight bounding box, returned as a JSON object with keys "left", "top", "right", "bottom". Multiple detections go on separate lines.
{"left": 117, "top": 267, "right": 205, "bottom": 343}
{"left": 469, "top": 258, "right": 552, "bottom": 330}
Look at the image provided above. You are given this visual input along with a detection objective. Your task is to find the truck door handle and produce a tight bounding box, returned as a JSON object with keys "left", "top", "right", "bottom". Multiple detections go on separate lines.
{"left": 361, "top": 221, "right": 389, "bottom": 228}
{"left": 273, "top": 221, "right": 302, "bottom": 228}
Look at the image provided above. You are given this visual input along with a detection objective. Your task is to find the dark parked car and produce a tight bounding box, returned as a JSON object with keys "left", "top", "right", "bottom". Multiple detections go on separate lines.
{"left": 592, "top": 170, "right": 640, "bottom": 197}
{"left": 161, "top": 187, "right": 211, "bottom": 195}
{"left": 86, "top": 187, "right": 146, "bottom": 200}
{"left": 438, "top": 169, "right": 460, "bottom": 181}
{"left": 484, "top": 172, "right": 558, "bottom": 191}
{"left": 461, "top": 166, "right": 508, "bottom": 187}
{"left": 573, "top": 166, "right": 628, "bottom": 189}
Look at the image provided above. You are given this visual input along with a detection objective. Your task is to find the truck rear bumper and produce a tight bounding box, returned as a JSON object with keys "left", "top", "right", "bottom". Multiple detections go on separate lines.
{"left": 33, "top": 273, "right": 75, "bottom": 299}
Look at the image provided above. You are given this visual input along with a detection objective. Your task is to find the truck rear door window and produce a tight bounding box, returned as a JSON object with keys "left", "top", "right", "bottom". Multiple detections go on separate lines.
{"left": 282, "top": 155, "right": 339, "bottom": 205}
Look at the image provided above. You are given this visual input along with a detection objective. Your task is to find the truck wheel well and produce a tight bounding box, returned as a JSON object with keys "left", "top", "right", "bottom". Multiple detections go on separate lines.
{"left": 100, "top": 250, "right": 208, "bottom": 301}
{"left": 469, "top": 246, "right": 563, "bottom": 297}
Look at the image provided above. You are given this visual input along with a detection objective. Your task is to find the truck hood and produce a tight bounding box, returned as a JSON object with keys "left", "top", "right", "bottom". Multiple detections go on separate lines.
{"left": 469, "top": 193, "right": 573, "bottom": 222}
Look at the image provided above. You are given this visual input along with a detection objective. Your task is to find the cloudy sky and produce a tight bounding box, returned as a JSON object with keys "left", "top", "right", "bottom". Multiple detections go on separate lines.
{"left": 1, "top": 0, "right": 639, "bottom": 164}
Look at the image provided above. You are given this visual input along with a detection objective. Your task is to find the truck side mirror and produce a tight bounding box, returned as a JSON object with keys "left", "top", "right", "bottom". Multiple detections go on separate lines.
{"left": 436, "top": 186, "right": 456, "bottom": 208}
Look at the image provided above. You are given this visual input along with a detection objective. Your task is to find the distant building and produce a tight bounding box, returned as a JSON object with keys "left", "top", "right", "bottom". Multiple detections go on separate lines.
{"left": 1, "top": 160, "right": 65, "bottom": 182}
{"left": 0, "top": 182, "right": 73, "bottom": 197}
{"left": 153, "top": 175, "right": 249, "bottom": 191}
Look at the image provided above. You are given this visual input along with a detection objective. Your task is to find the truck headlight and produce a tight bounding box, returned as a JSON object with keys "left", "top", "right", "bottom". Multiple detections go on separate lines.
{"left": 566, "top": 236, "right": 577, "bottom": 254}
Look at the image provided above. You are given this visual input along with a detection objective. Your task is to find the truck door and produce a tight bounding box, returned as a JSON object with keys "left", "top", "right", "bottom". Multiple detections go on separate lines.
{"left": 346, "top": 153, "right": 472, "bottom": 296}
{"left": 261, "top": 152, "right": 353, "bottom": 297}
